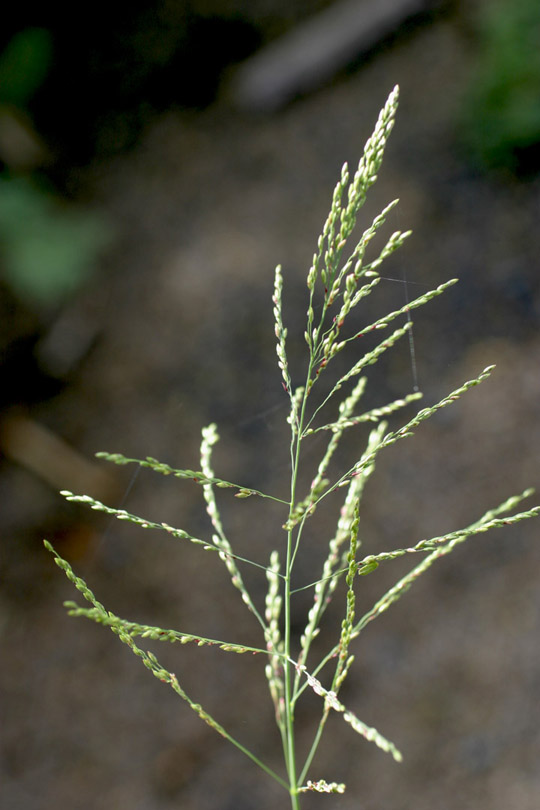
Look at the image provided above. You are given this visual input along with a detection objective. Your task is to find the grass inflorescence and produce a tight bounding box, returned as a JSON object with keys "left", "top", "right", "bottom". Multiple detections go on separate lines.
{"left": 46, "top": 86, "right": 539, "bottom": 808}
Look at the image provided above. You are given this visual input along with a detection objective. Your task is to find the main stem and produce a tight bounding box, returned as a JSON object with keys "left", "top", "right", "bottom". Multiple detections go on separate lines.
{"left": 284, "top": 526, "right": 300, "bottom": 810}
{"left": 283, "top": 361, "right": 315, "bottom": 810}
{"left": 283, "top": 443, "right": 301, "bottom": 809}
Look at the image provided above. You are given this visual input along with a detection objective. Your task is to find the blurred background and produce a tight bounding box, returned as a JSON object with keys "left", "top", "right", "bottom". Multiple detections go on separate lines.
{"left": 2, "top": 0, "right": 540, "bottom": 808}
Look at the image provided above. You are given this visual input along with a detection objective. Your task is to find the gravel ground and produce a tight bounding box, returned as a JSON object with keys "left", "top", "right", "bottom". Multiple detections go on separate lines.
{"left": 3, "top": 5, "right": 540, "bottom": 809}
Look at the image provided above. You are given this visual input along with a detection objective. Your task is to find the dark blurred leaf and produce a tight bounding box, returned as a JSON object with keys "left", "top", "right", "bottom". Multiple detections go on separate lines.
{"left": 459, "top": 0, "right": 540, "bottom": 174}
{"left": 0, "top": 28, "right": 53, "bottom": 107}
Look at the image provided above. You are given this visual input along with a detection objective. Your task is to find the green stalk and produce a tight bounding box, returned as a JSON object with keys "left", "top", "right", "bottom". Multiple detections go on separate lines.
{"left": 283, "top": 524, "right": 300, "bottom": 809}
{"left": 299, "top": 708, "right": 330, "bottom": 785}
{"left": 283, "top": 356, "right": 317, "bottom": 808}
{"left": 283, "top": 442, "right": 302, "bottom": 807}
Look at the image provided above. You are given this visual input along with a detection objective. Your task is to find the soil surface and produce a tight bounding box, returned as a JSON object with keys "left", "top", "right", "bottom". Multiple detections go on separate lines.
{"left": 3, "top": 4, "right": 540, "bottom": 810}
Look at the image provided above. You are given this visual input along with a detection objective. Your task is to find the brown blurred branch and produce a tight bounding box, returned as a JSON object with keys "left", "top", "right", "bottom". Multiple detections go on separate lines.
{"left": 229, "top": 0, "right": 441, "bottom": 111}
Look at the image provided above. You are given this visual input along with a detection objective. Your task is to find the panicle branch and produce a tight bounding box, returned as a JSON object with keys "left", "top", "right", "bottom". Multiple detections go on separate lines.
{"left": 299, "top": 780, "right": 346, "bottom": 794}
{"left": 64, "top": 601, "right": 274, "bottom": 656}
{"left": 274, "top": 264, "right": 292, "bottom": 402}
{"left": 352, "top": 497, "right": 540, "bottom": 579}
{"left": 294, "top": 663, "right": 402, "bottom": 762}
{"left": 297, "top": 423, "right": 385, "bottom": 675}
{"left": 59, "top": 490, "right": 275, "bottom": 577}
{"left": 335, "top": 365, "right": 497, "bottom": 487}
{"left": 264, "top": 550, "right": 286, "bottom": 732}
{"left": 96, "top": 450, "right": 287, "bottom": 504}
{"left": 201, "top": 424, "right": 266, "bottom": 629}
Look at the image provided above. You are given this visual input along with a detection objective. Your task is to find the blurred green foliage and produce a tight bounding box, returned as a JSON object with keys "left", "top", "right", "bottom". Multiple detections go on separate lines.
{"left": 0, "top": 177, "right": 110, "bottom": 308}
{"left": 459, "top": 0, "right": 540, "bottom": 173}
{"left": 0, "top": 28, "right": 110, "bottom": 310}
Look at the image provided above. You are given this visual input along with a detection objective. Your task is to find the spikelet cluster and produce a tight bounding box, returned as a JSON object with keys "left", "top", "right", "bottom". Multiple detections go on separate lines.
{"left": 44, "top": 86, "right": 539, "bottom": 809}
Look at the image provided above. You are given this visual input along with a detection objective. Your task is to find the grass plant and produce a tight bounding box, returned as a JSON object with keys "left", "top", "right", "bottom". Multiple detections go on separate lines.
{"left": 45, "top": 86, "right": 540, "bottom": 808}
